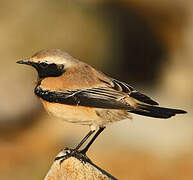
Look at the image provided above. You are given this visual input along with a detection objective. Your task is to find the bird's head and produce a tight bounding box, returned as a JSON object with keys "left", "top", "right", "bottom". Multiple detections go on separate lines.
{"left": 17, "top": 49, "right": 78, "bottom": 78}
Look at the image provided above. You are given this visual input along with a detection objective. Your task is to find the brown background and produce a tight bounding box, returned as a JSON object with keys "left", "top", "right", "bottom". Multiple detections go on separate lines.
{"left": 0, "top": 0, "right": 192, "bottom": 179}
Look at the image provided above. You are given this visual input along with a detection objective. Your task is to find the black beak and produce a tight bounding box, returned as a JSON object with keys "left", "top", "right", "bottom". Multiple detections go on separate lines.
{"left": 16, "top": 60, "right": 31, "bottom": 65}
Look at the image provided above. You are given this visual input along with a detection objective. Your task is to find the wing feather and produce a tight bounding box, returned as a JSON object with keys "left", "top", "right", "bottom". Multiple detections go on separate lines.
{"left": 111, "top": 79, "right": 158, "bottom": 105}
{"left": 35, "top": 85, "right": 130, "bottom": 109}
{"left": 35, "top": 76, "right": 158, "bottom": 110}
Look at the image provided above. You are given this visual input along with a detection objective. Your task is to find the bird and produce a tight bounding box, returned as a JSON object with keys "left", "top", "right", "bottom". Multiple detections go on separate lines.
{"left": 17, "top": 49, "right": 187, "bottom": 155}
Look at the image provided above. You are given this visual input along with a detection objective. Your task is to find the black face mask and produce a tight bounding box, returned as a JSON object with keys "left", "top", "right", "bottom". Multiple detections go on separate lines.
{"left": 31, "top": 62, "right": 65, "bottom": 78}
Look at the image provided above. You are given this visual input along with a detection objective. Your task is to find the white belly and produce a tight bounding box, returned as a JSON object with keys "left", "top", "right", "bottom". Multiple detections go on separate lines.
{"left": 41, "top": 100, "right": 132, "bottom": 129}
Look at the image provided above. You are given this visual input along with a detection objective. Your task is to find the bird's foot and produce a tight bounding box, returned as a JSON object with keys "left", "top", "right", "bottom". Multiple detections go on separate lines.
{"left": 54, "top": 147, "right": 91, "bottom": 165}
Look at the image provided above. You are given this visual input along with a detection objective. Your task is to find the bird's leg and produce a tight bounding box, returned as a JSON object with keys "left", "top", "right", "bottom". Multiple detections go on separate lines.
{"left": 55, "top": 127, "right": 105, "bottom": 164}
{"left": 55, "top": 130, "right": 95, "bottom": 164}
{"left": 74, "top": 130, "right": 95, "bottom": 151}
{"left": 80, "top": 127, "right": 105, "bottom": 154}
{"left": 55, "top": 130, "right": 95, "bottom": 163}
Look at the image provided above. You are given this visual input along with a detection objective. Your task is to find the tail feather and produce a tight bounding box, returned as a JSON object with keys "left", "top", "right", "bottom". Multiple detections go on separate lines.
{"left": 130, "top": 104, "right": 187, "bottom": 119}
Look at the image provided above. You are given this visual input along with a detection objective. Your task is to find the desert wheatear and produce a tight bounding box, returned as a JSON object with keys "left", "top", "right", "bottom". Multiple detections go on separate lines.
{"left": 17, "top": 49, "right": 187, "bottom": 154}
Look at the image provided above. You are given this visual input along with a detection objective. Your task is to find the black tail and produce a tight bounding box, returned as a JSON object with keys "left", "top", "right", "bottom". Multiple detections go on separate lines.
{"left": 130, "top": 104, "right": 187, "bottom": 119}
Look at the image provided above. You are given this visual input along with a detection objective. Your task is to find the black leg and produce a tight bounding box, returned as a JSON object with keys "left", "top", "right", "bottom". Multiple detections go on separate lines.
{"left": 81, "top": 127, "right": 106, "bottom": 154}
{"left": 75, "top": 130, "right": 95, "bottom": 151}
{"left": 55, "top": 127, "right": 105, "bottom": 164}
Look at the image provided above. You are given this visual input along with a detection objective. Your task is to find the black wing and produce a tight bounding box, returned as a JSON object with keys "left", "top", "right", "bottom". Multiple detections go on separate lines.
{"left": 35, "top": 85, "right": 130, "bottom": 109}
{"left": 35, "top": 78, "right": 158, "bottom": 109}
{"left": 110, "top": 79, "right": 158, "bottom": 105}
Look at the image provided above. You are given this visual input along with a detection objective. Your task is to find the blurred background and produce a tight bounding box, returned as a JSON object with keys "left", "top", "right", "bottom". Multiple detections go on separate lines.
{"left": 0, "top": 0, "right": 192, "bottom": 179}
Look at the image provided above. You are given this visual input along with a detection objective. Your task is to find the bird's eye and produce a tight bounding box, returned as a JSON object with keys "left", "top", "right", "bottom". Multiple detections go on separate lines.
{"left": 58, "top": 64, "right": 64, "bottom": 70}
{"left": 39, "top": 62, "right": 49, "bottom": 69}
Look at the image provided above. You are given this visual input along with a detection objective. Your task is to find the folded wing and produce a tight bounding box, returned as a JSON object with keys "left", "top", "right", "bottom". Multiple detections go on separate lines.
{"left": 35, "top": 78, "right": 186, "bottom": 119}
{"left": 35, "top": 85, "right": 131, "bottom": 109}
